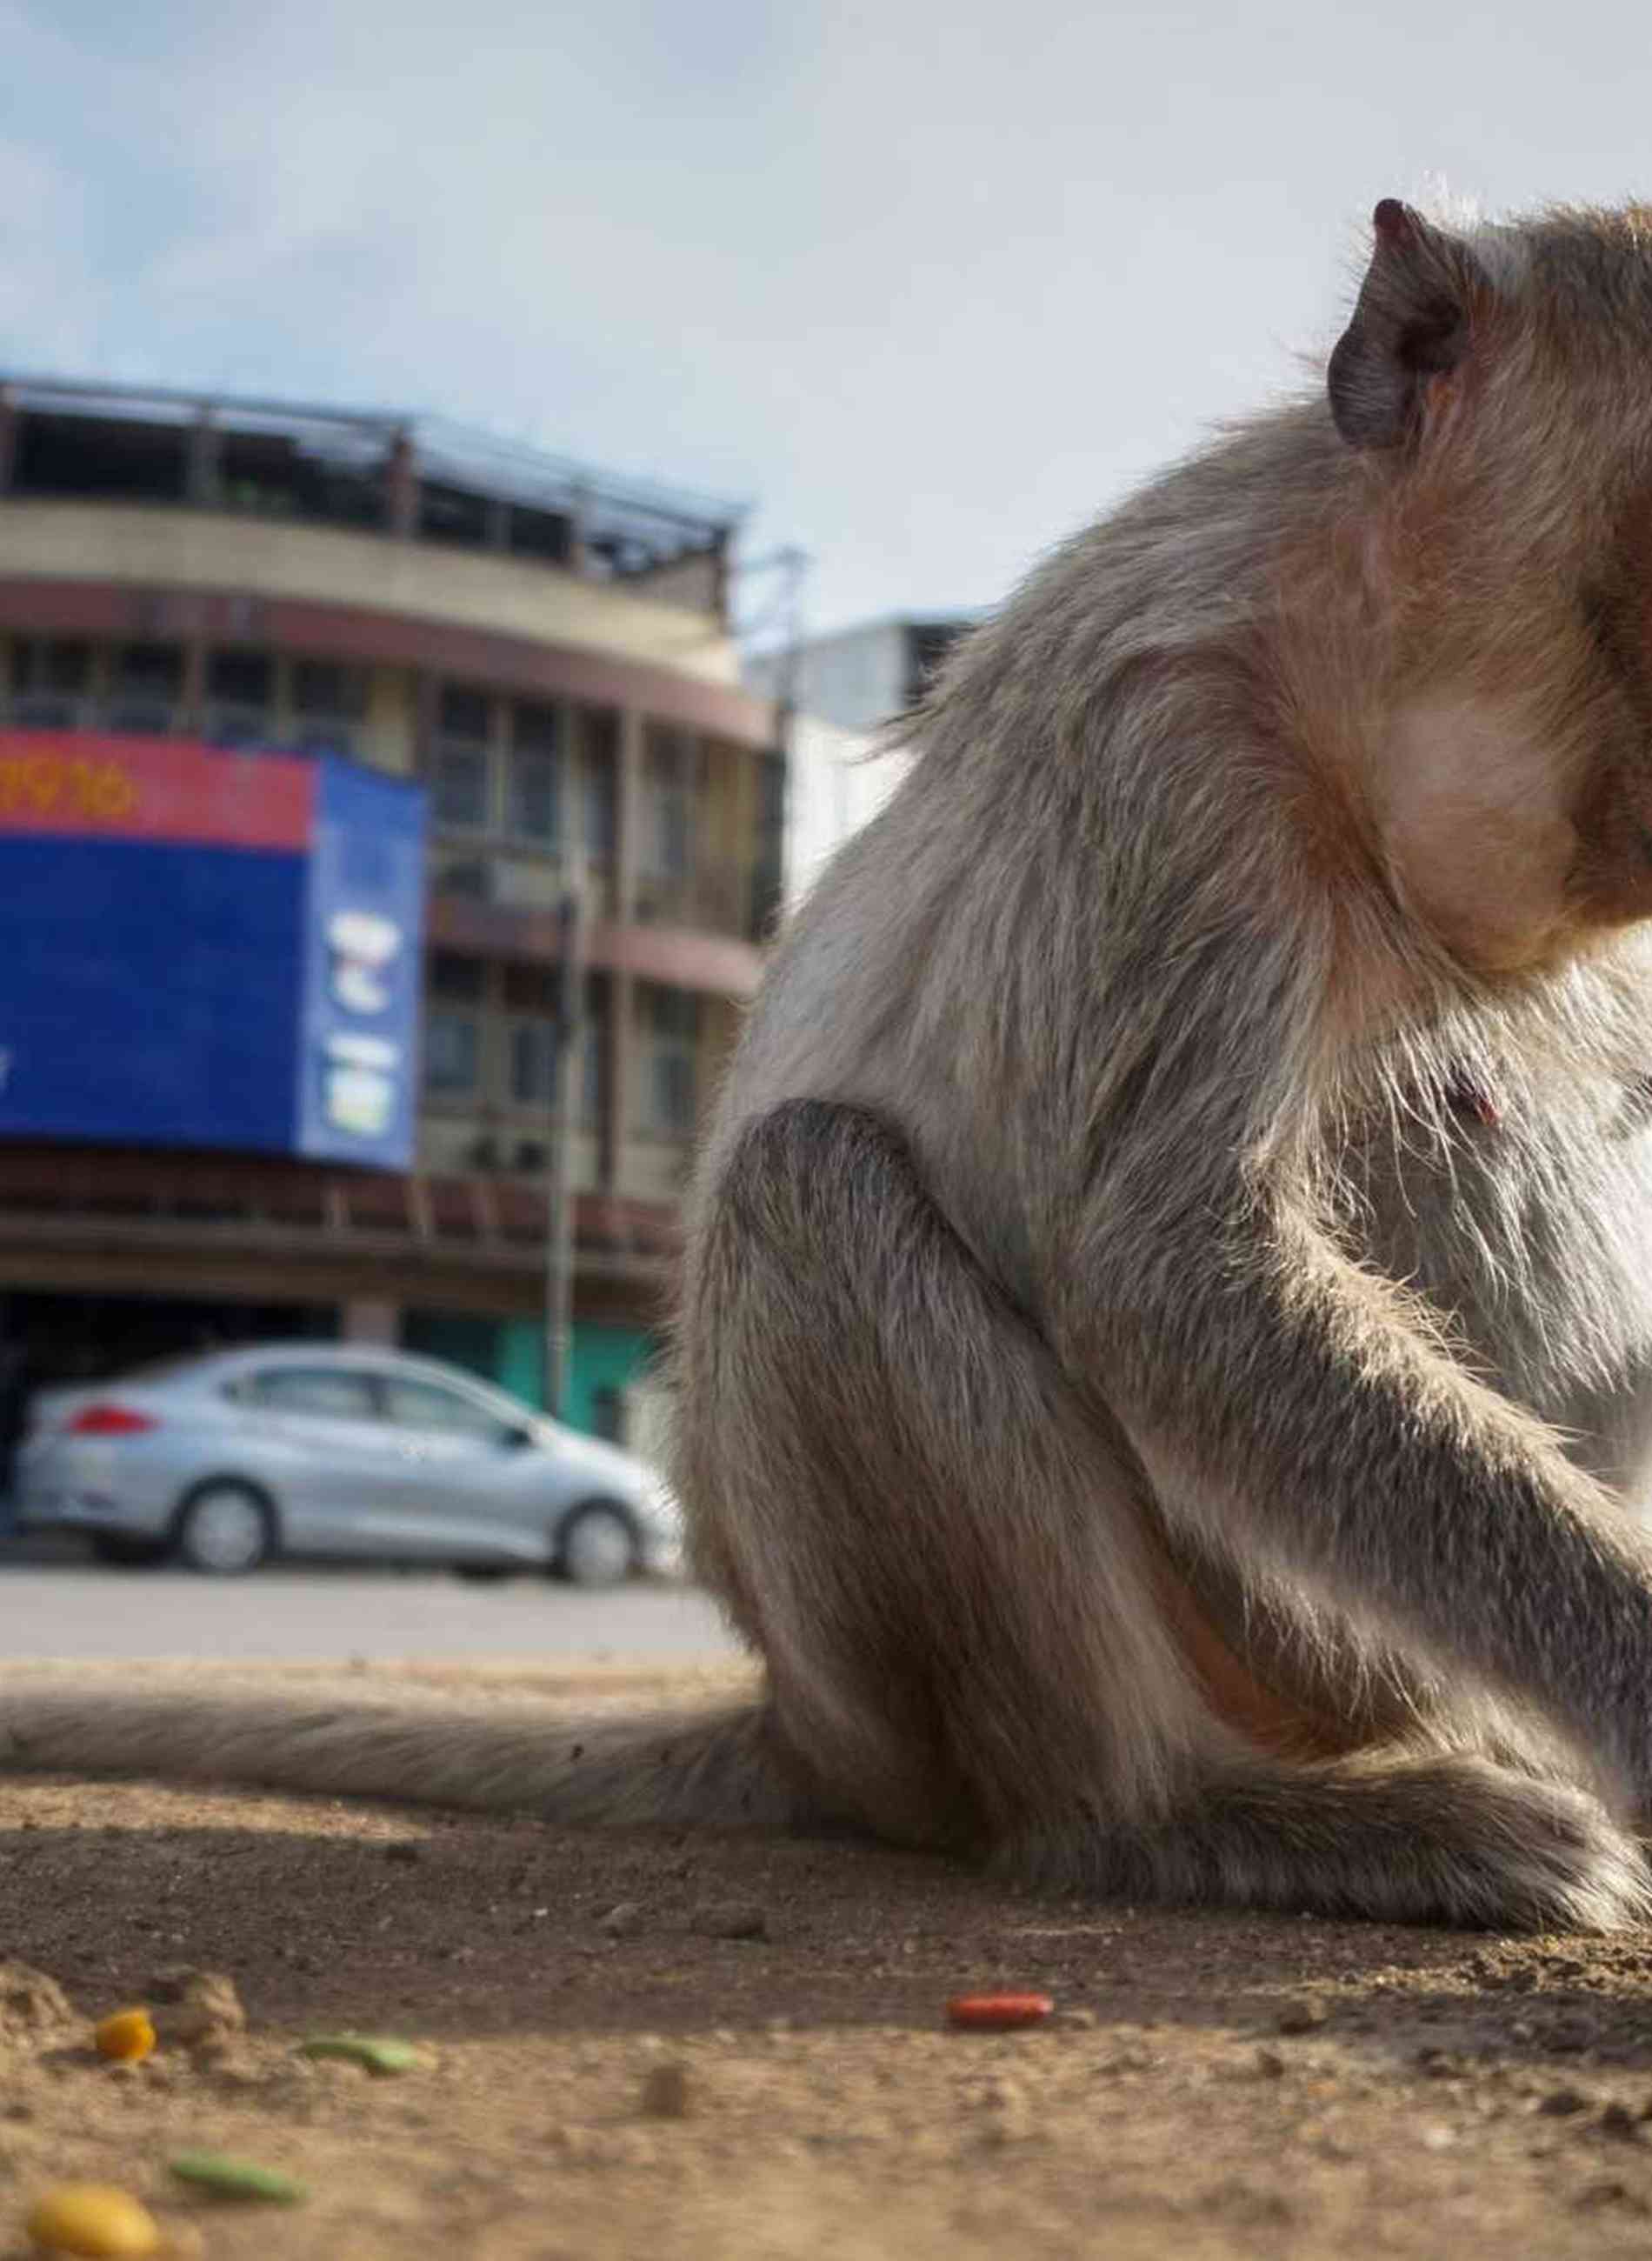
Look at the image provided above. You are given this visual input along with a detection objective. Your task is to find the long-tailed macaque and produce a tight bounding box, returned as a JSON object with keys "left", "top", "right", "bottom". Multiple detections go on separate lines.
{"left": 15, "top": 197, "right": 1652, "bottom": 1928}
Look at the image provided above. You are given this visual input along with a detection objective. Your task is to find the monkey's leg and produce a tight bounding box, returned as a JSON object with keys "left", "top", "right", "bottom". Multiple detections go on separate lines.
{"left": 682, "top": 1099, "right": 1650, "bottom": 1928}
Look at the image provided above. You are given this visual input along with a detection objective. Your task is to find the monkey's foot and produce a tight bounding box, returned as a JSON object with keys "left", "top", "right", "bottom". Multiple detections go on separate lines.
{"left": 1002, "top": 1757, "right": 1652, "bottom": 1931}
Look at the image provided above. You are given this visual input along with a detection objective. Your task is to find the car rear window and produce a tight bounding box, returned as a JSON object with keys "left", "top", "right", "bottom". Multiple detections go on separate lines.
{"left": 238, "top": 1368, "right": 379, "bottom": 1420}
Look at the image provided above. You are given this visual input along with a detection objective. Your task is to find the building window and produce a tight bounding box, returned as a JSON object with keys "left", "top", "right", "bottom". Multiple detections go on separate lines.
{"left": 751, "top": 748, "right": 786, "bottom": 940}
{"left": 438, "top": 684, "right": 491, "bottom": 742}
{"left": 14, "top": 412, "right": 185, "bottom": 503}
{"left": 292, "top": 658, "right": 368, "bottom": 719}
{"left": 112, "top": 643, "right": 183, "bottom": 698}
{"left": 205, "top": 648, "right": 273, "bottom": 747}
{"left": 432, "top": 744, "right": 490, "bottom": 830}
{"left": 12, "top": 638, "right": 91, "bottom": 697}
{"left": 106, "top": 642, "right": 183, "bottom": 735}
{"left": 510, "top": 702, "right": 561, "bottom": 846}
{"left": 510, "top": 749, "right": 559, "bottom": 844}
{"left": 423, "top": 1010, "right": 480, "bottom": 1097}
{"left": 583, "top": 1008, "right": 605, "bottom": 1130}
{"left": 509, "top": 1021, "right": 556, "bottom": 1107}
{"left": 419, "top": 483, "right": 490, "bottom": 547}
{"left": 643, "top": 728, "right": 698, "bottom": 878}
{"left": 290, "top": 658, "right": 366, "bottom": 755}
{"left": 651, "top": 1050, "right": 696, "bottom": 1133}
{"left": 429, "top": 951, "right": 487, "bottom": 1004}
{"left": 431, "top": 685, "right": 494, "bottom": 831}
{"left": 640, "top": 984, "right": 699, "bottom": 1135}
{"left": 580, "top": 709, "right": 618, "bottom": 865}
{"left": 503, "top": 969, "right": 604, "bottom": 1129}
{"left": 208, "top": 649, "right": 272, "bottom": 707}
{"left": 508, "top": 504, "right": 571, "bottom": 564}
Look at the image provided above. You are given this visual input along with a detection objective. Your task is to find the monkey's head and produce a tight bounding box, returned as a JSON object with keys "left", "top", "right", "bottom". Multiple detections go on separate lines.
{"left": 1322, "top": 197, "right": 1652, "bottom": 975}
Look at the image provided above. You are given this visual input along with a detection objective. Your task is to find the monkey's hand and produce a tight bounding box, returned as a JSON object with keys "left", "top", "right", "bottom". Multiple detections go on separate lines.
{"left": 1067, "top": 1196, "right": 1652, "bottom": 1815}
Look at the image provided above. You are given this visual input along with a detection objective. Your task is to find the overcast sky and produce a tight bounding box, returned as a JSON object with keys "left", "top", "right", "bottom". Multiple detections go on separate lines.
{"left": 4, "top": 1, "right": 1652, "bottom": 644}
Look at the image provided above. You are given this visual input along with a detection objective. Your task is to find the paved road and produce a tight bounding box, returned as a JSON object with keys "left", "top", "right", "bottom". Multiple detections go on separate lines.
{"left": 0, "top": 1548, "right": 742, "bottom": 1666}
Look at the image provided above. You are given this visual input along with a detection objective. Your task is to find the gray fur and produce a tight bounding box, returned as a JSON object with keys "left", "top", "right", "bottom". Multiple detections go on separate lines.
{"left": 17, "top": 197, "right": 1652, "bottom": 1930}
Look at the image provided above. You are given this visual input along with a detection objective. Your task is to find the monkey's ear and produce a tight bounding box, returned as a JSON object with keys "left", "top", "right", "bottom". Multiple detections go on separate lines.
{"left": 1328, "top": 199, "right": 1477, "bottom": 450}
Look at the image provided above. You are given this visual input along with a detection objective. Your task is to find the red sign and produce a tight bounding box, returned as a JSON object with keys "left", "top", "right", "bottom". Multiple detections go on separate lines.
{"left": 0, "top": 731, "right": 314, "bottom": 853}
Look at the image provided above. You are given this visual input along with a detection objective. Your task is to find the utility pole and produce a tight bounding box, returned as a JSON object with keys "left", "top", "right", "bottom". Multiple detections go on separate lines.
{"left": 728, "top": 544, "right": 809, "bottom": 935}
{"left": 767, "top": 546, "right": 808, "bottom": 936}
{"left": 543, "top": 888, "right": 584, "bottom": 1418}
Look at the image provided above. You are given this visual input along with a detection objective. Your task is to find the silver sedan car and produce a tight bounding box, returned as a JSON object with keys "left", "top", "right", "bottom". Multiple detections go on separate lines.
{"left": 12, "top": 1343, "right": 683, "bottom": 1584}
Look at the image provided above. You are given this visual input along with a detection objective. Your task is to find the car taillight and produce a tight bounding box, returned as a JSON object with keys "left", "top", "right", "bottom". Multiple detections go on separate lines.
{"left": 67, "top": 1403, "right": 157, "bottom": 1437}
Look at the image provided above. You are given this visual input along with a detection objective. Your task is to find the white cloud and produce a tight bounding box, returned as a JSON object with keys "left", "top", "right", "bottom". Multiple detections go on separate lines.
{"left": 0, "top": 136, "right": 100, "bottom": 370}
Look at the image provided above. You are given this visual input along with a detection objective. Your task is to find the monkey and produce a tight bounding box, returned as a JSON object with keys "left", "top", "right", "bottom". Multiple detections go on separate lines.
{"left": 17, "top": 195, "right": 1652, "bottom": 1931}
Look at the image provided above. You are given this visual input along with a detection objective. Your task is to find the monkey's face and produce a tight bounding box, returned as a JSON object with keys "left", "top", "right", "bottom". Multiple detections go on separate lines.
{"left": 1332, "top": 200, "right": 1652, "bottom": 972}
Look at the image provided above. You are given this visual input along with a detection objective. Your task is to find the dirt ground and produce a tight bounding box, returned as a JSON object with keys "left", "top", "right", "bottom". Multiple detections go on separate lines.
{"left": 7, "top": 1663, "right": 1652, "bottom": 2259}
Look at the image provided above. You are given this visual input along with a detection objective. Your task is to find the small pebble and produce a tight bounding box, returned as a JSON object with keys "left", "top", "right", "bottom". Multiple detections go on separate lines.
{"left": 693, "top": 1901, "right": 768, "bottom": 1942}
{"left": 969, "top": 2074, "right": 1034, "bottom": 2144}
{"left": 1540, "top": 2085, "right": 1594, "bottom": 2118}
{"left": 0, "top": 1965, "right": 74, "bottom": 2038}
{"left": 1276, "top": 1998, "right": 1328, "bottom": 2036}
{"left": 146, "top": 1971, "right": 245, "bottom": 2051}
{"left": 639, "top": 2061, "right": 693, "bottom": 2118}
{"left": 599, "top": 1902, "right": 645, "bottom": 1939}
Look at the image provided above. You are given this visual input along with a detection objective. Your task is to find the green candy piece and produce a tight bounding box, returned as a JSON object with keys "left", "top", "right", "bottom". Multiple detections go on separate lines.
{"left": 167, "top": 2151, "right": 308, "bottom": 2204}
{"left": 298, "top": 2031, "right": 425, "bottom": 2076}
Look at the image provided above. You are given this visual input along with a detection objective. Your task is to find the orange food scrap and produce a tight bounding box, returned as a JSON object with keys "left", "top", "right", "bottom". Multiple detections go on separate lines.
{"left": 24, "top": 2183, "right": 160, "bottom": 2255}
{"left": 93, "top": 2008, "right": 157, "bottom": 2064}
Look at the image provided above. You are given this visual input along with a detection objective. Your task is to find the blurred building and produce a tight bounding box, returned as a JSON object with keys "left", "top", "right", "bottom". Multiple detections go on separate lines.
{"left": 749, "top": 613, "right": 975, "bottom": 908}
{"left": 748, "top": 612, "right": 975, "bottom": 738}
{"left": 0, "top": 375, "right": 784, "bottom": 1442}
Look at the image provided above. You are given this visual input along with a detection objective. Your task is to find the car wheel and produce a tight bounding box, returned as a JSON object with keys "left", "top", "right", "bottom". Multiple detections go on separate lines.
{"left": 556, "top": 1501, "right": 636, "bottom": 1589}
{"left": 89, "top": 1534, "right": 168, "bottom": 1569}
{"left": 174, "top": 1482, "right": 274, "bottom": 1576}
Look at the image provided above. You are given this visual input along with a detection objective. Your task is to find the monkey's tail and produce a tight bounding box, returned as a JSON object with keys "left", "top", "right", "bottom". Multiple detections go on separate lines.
{"left": 0, "top": 1680, "right": 805, "bottom": 1831}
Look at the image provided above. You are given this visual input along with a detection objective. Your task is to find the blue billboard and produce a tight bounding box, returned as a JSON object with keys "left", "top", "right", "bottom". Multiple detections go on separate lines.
{"left": 0, "top": 730, "right": 426, "bottom": 1169}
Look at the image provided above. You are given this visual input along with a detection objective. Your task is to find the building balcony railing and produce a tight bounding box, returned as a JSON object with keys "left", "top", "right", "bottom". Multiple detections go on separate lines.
{"left": 0, "top": 1143, "right": 682, "bottom": 1277}
{"left": 429, "top": 847, "right": 763, "bottom": 946}
{"left": 632, "top": 864, "right": 753, "bottom": 938}
{"left": 429, "top": 846, "right": 616, "bottom": 920}
{"left": 3, "top": 698, "right": 362, "bottom": 759}
{"left": 0, "top": 376, "right": 746, "bottom": 618}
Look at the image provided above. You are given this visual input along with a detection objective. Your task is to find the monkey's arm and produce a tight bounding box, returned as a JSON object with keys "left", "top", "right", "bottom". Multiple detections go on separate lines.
{"left": 1062, "top": 1184, "right": 1652, "bottom": 1803}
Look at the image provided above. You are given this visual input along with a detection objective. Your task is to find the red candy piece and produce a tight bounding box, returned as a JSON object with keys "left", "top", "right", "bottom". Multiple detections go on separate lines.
{"left": 944, "top": 1991, "right": 1054, "bottom": 2031}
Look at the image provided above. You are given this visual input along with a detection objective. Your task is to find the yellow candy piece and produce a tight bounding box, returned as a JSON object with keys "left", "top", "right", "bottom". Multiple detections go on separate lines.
{"left": 25, "top": 2183, "right": 161, "bottom": 2257}
{"left": 93, "top": 2008, "right": 157, "bottom": 2064}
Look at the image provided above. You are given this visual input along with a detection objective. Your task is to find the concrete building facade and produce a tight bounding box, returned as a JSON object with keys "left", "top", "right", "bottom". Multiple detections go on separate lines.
{"left": 0, "top": 377, "right": 784, "bottom": 1438}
